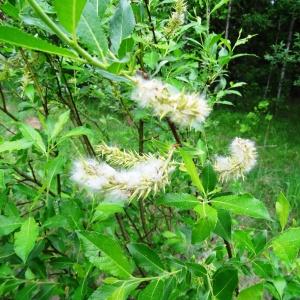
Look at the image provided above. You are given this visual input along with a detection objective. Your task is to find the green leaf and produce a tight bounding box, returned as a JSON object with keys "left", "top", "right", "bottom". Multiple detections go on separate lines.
{"left": 92, "top": 202, "right": 124, "bottom": 222}
{"left": 118, "top": 37, "right": 135, "bottom": 58}
{"left": 185, "top": 262, "right": 207, "bottom": 279}
{"left": 50, "top": 110, "right": 70, "bottom": 141}
{"left": 43, "top": 215, "right": 69, "bottom": 229}
{"left": 214, "top": 209, "right": 232, "bottom": 241}
{"left": 92, "top": 0, "right": 110, "bottom": 18}
{"left": 77, "top": 231, "right": 133, "bottom": 279}
{"left": 54, "top": 0, "right": 87, "bottom": 34}
{"left": 0, "top": 2, "right": 19, "bottom": 20}
{"left": 210, "top": 0, "right": 230, "bottom": 15}
{"left": 0, "top": 216, "right": 22, "bottom": 237}
{"left": 44, "top": 155, "right": 64, "bottom": 187}
{"left": 14, "top": 217, "right": 39, "bottom": 263}
{"left": 213, "top": 266, "right": 238, "bottom": 300}
{"left": 275, "top": 192, "right": 290, "bottom": 231}
{"left": 179, "top": 149, "right": 205, "bottom": 194}
{"left": 61, "top": 200, "right": 83, "bottom": 230}
{"left": 128, "top": 243, "right": 165, "bottom": 274}
{"left": 271, "top": 227, "right": 300, "bottom": 263}
{"left": 77, "top": 2, "right": 108, "bottom": 57}
{"left": 212, "top": 194, "right": 271, "bottom": 220}
{"left": 201, "top": 164, "right": 217, "bottom": 193}
{"left": 0, "top": 26, "right": 78, "bottom": 59}
{"left": 237, "top": 283, "right": 264, "bottom": 300}
{"left": 192, "top": 204, "right": 217, "bottom": 243}
{"left": 110, "top": 0, "right": 135, "bottom": 53}
{"left": 234, "top": 230, "right": 256, "bottom": 255}
{"left": 19, "top": 123, "right": 46, "bottom": 154}
{"left": 156, "top": 193, "right": 199, "bottom": 210}
{"left": 138, "top": 279, "right": 165, "bottom": 300}
{"left": 59, "top": 126, "right": 93, "bottom": 141}
{"left": 0, "top": 139, "right": 32, "bottom": 153}
{"left": 143, "top": 51, "right": 159, "bottom": 70}
{"left": 89, "top": 280, "right": 139, "bottom": 300}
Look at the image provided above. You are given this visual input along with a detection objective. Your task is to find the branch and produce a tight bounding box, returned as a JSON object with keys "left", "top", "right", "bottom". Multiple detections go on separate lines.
{"left": 0, "top": 83, "right": 18, "bottom": 121}
{"left": 166, "top": 117, "right": 182, "bottom": 146}
{"left": 143, "top": 0, "right": 158, "bottom": 44}
{"left": 13, "top": 167, "right": 56, "bottom": 197}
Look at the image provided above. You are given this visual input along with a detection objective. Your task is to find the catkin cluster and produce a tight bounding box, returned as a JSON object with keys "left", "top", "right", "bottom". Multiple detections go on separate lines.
{"left": 131, "top": 75, "right": 211, "bottom": 130}
{"left": 214, "top": 137, "right": 257, "bottom": 182}
{"left": 71, "top": 145, "right": 174, "bottom": 202}
{"left": 165, "top": 0, "right": 187, "bottom": 37}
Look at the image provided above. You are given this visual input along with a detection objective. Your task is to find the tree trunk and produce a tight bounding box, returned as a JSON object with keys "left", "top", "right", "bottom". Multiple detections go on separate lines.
{"left": 225, "top": 0, "right": 232, "bottom": 40}
{"left": 263, "top": 18, "right": 282, "bottom": 98}
{"left": 276, "top": 16, "right": 296, "bottom": 101}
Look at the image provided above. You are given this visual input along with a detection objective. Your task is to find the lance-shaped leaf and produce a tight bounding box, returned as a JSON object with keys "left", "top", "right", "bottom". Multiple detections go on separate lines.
{"left": 44, "top": 155, "right": 65, "bottom": 188}
{"left": 77, "top": 231, "right": 133, "bottom": 279}
{"left": 0, "top": 26, "right": 78, "bottom": 59}
{"left": 237, "top": 283, "right": 264, "bottom": 300}
{"left": 156, "top": 193, "right": 199, "bottom": 210}
{"left": 213, "top": 266, "right": 238, "bottom": 300}
{"left": 54, "top": 0, "right": 87, "bottom": 34}
{"left": 89, "top": 280, "right": 139, "bottom": 300}
{"left": 49, "top": 110, "right": 70, "bottom": 141}
{"left": 212, "top": 194, "right": 271, "bottom": 220}
{"left": 271, "top": 227, "right": 300, "bottom": 263}
{"left": 192, "top": 204, "right": 218, "bottom": 243}
{"left": 214, "top": 209, "right": 232, "bottom": 241}
{"left": 14, "top": 217, "right": 39, "bottom": 263}
{"left": 110, "top": 0, "right": 135, "bottom": 53}
{"left": 179, "top": 149, "right": 205, "bottom": 194}
{"left": 275, "top": 192, "right": 290, "bottom": 231}
{"left": 0, "top": 139, "right": 32, "bottom": 153}
{"left": 0, "top": 215, "right": 22, "bottom": 237}
{"left": 77, "top": 2, "right": 108, "bottom": 57}
{"left": 19, "top": 123, "right": 46, "bottom": 154}
{"left": 128, "top": 243, "right": 165, "bottom": 274}
{"left": 138, "top": 279, "right": 165, "bottom": 300}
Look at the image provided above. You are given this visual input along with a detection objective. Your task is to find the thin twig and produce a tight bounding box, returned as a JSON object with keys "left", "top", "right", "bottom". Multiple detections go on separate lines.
{"left": 166, "top": 117, "right": 182, "bottom": 146}
{"left": 13, "top": 167, "right": 56, "bottom": 197}
{"left": 124, "top": 208, "right": 144, "bottom": 241}
{"left": 143, "top": 0, "right": 158, "bottom": 44}
{"left": 115, "top": 213, "right": 129, "bottom": 242}
{"left": 0, "top": 83, "right": 18, "bottom": 121}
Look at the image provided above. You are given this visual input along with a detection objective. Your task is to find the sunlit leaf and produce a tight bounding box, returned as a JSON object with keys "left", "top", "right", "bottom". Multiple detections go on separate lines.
{"left": 156, "top": 193, "right": 199, "bottom": 210}
{"left": 212, "top": 194, "right": 271, "bottom": 220}
{"left": 271, "top": 227, "right": 300, "bottom": 263}
{"left": 275, "top": 192, "right": 290, "bottom": 231}
{"left": 0, "top": 139, "right": 32, "bottom": 153}
{"left": 237, "top": 283, "right": 264, "bottom": 300}
{"left": 77, "top": 231, "right": 133, "bottom": 279}
{"left": 50, "top": 110, "right": 70, "bottom": 141}
{"left": 0, "top": 26, "right": 78, "bottom": 59}
{"left": 54, "top": 0, "right": 87, "bottom": 34}
{"left": 14, "top": 217, "right": 39, "bottom": 263}
{"left": 128, "top": 243, "right": 165, "bottom": 274}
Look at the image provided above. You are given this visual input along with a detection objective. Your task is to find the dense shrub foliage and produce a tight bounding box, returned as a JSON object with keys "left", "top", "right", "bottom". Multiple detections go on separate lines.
{"left": 0, "top": 0, "right": 300, "bottom": 299}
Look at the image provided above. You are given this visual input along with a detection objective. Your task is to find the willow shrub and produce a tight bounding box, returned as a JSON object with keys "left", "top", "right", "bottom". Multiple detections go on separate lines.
{"left": 0, "top": 0, "right": 299, "bottom": 299}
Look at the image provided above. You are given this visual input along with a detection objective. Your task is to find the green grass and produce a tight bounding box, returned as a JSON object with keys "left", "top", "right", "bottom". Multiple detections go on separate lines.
{"left": 206, "top": 108, "right": 300, "bottom": 214}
